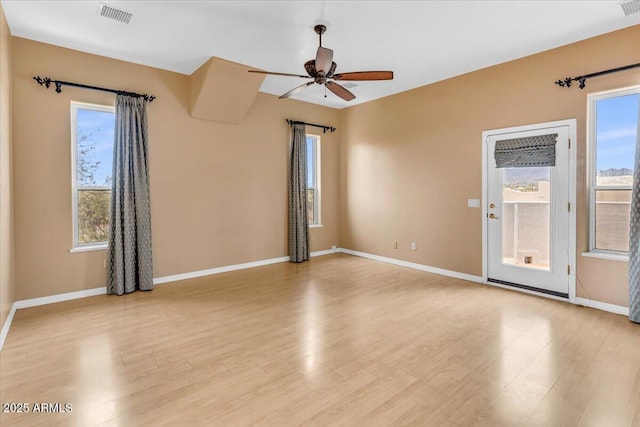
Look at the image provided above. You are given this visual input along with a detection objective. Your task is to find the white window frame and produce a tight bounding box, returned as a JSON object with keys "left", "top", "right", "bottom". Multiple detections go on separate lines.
{"left": 70, "top": 101, "right": 115, "bottom": 252}
{"left": 307, "top": 134, "right": 322, "bottom": 227}
{"left": 585, "top": 86, "right": 639, "bottom": 260}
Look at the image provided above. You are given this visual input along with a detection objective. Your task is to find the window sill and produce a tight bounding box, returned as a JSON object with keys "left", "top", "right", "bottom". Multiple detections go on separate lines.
{"left": 581, "top": 251, "right": 628, "bottom": 262}
{"left": 309, "top": 224, "right": 324, "bottom": 229}
{"left": 70, "top": 244, "right": 108, "bottom": 253}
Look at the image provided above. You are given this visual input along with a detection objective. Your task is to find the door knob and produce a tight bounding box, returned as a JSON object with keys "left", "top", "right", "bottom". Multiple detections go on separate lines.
{"left": 489, "top": 213, "right": 499, "bottom": 219}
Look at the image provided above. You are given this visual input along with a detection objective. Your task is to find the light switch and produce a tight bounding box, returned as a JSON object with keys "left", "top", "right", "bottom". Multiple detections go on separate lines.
{"left": 467, "top": 199, "right": 481, "bottom": 208}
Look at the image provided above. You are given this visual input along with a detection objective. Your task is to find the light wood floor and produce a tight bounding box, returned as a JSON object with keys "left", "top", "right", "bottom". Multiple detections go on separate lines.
{"left": 1, "top": 254, "right": 639, "bottom": 426}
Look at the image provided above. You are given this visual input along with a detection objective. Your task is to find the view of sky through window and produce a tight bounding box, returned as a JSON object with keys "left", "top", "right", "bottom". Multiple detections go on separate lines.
{"left": 77, "top": 108, "right": 115, "bottom": 186}
{"left": 306, "top": 136, "right": 315, "bottom": 187}
{"left": 596, "top": 93, "right": 639, "bottom": 172}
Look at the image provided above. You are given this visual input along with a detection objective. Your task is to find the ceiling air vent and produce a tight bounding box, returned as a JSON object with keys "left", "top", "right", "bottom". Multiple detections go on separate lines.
{"left": 343, "top": 83, "right": 359, "bottom": 89}
{"left": 97, "top": 2, "right": 133, "bottom": 24}
{"left": 619, "top": 0, "right": 640, "bottom": 16}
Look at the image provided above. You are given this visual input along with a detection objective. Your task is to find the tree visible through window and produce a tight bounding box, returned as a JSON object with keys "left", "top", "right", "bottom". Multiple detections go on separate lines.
{"left": 590, "top": 88, "right": 639, "bottom": 253}
{"left": 72, "top": 103, "right": 115, "bottom": 248}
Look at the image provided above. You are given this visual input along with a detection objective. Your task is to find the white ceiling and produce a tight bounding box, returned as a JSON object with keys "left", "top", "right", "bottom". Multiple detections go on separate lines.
{"left": 3, "top": 1, "right": 640, "bottom": 109}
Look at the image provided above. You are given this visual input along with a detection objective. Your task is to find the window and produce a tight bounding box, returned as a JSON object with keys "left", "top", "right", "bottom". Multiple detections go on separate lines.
{"left": 588, "top": 87, "right": 639, "bottom": 254}
{"left": 71, "top": 102, "right": 115, "bottom": 250}
{"left": 306, "top": 134, "right": 321, "bottom": 226}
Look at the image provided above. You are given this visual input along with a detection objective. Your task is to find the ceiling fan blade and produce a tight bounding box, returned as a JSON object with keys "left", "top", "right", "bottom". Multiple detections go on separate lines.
{"left": 248, "top": 70, "right": 310, "bottom": 79}
{"left": 332, "top": 71, "right": 394, "bottom": 81}
{"left": 279, "top": 81, "right": 315, "bottom": 99}
{"left": 325, "top": 81, "right": 355, "bottom": 101}
{"left": 315, "top": 47, "right": 334, "bottom": 75}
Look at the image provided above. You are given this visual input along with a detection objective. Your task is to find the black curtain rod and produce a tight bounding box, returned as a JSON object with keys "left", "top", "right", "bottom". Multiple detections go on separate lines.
{"left": 555, "top": 61, "right": 640, "bottom": 90}
{"left": 33, "top": 76, "right": 156, "bottom": 102}
{"left": 286, "top": 119, "right": 336, "bottom": 133}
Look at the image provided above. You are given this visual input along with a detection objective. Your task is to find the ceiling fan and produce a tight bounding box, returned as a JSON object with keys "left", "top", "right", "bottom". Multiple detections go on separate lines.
{"left": 249, "top": 24, "right": 393, "bottom": 102}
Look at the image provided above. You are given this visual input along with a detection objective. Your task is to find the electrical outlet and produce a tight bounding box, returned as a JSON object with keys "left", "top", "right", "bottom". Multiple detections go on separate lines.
{"left": 103, "top": 259, "right": 107, "bottom": 269}
{"left": 411, "top": 242, "right": 417, "bottom": 251}
{"left": 393, "top": 241, "right": 398, "bottom": 249}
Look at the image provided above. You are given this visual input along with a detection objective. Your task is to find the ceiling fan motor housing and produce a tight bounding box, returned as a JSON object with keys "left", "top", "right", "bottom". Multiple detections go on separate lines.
{"left": 304, "top": 60, "right": 337, "bottom": 78}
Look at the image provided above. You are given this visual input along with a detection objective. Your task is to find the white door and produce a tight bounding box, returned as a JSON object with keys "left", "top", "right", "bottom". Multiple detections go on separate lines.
{"left": 486, "top": 125, "right": 570, "bottom": 297}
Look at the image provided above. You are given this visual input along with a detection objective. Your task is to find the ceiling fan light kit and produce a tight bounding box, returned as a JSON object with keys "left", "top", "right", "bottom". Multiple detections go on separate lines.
{"left": 249, "top": 24, "right": 393, "bottom": 102}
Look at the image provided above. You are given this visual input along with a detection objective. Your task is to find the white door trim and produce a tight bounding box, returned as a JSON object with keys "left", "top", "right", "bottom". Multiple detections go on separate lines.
{"left": 482, "top": 119, "right": 577, "bottom": 303}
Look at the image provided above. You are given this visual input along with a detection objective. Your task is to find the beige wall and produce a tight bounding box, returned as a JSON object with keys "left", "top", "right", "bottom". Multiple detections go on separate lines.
{"left": 339, "top": 25, "right": 640, "bottom": 307}
{"left": 0, "top": 3, "right": 14, "bottom": 330}
{"left": 12, "top": 38, "right": 340, "bottom": 300}
{"left": 8, "top": 24, "right": 640, "bottom": 308}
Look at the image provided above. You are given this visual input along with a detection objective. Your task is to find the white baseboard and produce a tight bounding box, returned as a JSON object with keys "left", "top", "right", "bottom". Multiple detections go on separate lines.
{"left": 153, "top": 249, "right": 335, "bottom": 285}
{"left": 575, "top": 297, "right": 629, "bottom": 316}
{"left": 0, "top": 303, "right": 17, "bottom": 352}
{"left": 338, "top": 248, "right": 483, "bottom": 283}
{"left": 339, "top": 248, "right": 633, "bottom": 318}
{"left": 8, "top": 249, "right": 337, "bottom": 312}
{"left": 15, "top": 287, "right": 107, "bottom": 309}
{"left": 310, "top": 248, "right": 338, "bottom": 257}
{"left": 153, "top": 256, "right": 291, "bottom": 285}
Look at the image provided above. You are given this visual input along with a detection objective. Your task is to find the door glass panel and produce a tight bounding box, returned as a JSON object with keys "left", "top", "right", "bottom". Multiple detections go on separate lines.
{"left": 501, "top": 167, "right": 551, "bottom": 271}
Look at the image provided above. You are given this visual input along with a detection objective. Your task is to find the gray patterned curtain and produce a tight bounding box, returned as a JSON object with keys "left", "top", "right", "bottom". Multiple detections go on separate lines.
{"left": 289, "top": 123, "right": 309, "bottom": 263}
{"left": 495, "top": 133, "right": 557, "bottom": 168}
{"left": 107, "top": 95, "right": 153, "bottom": 295}
{"left": 630, "top": 98, "right": 640, "bottom": 323}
